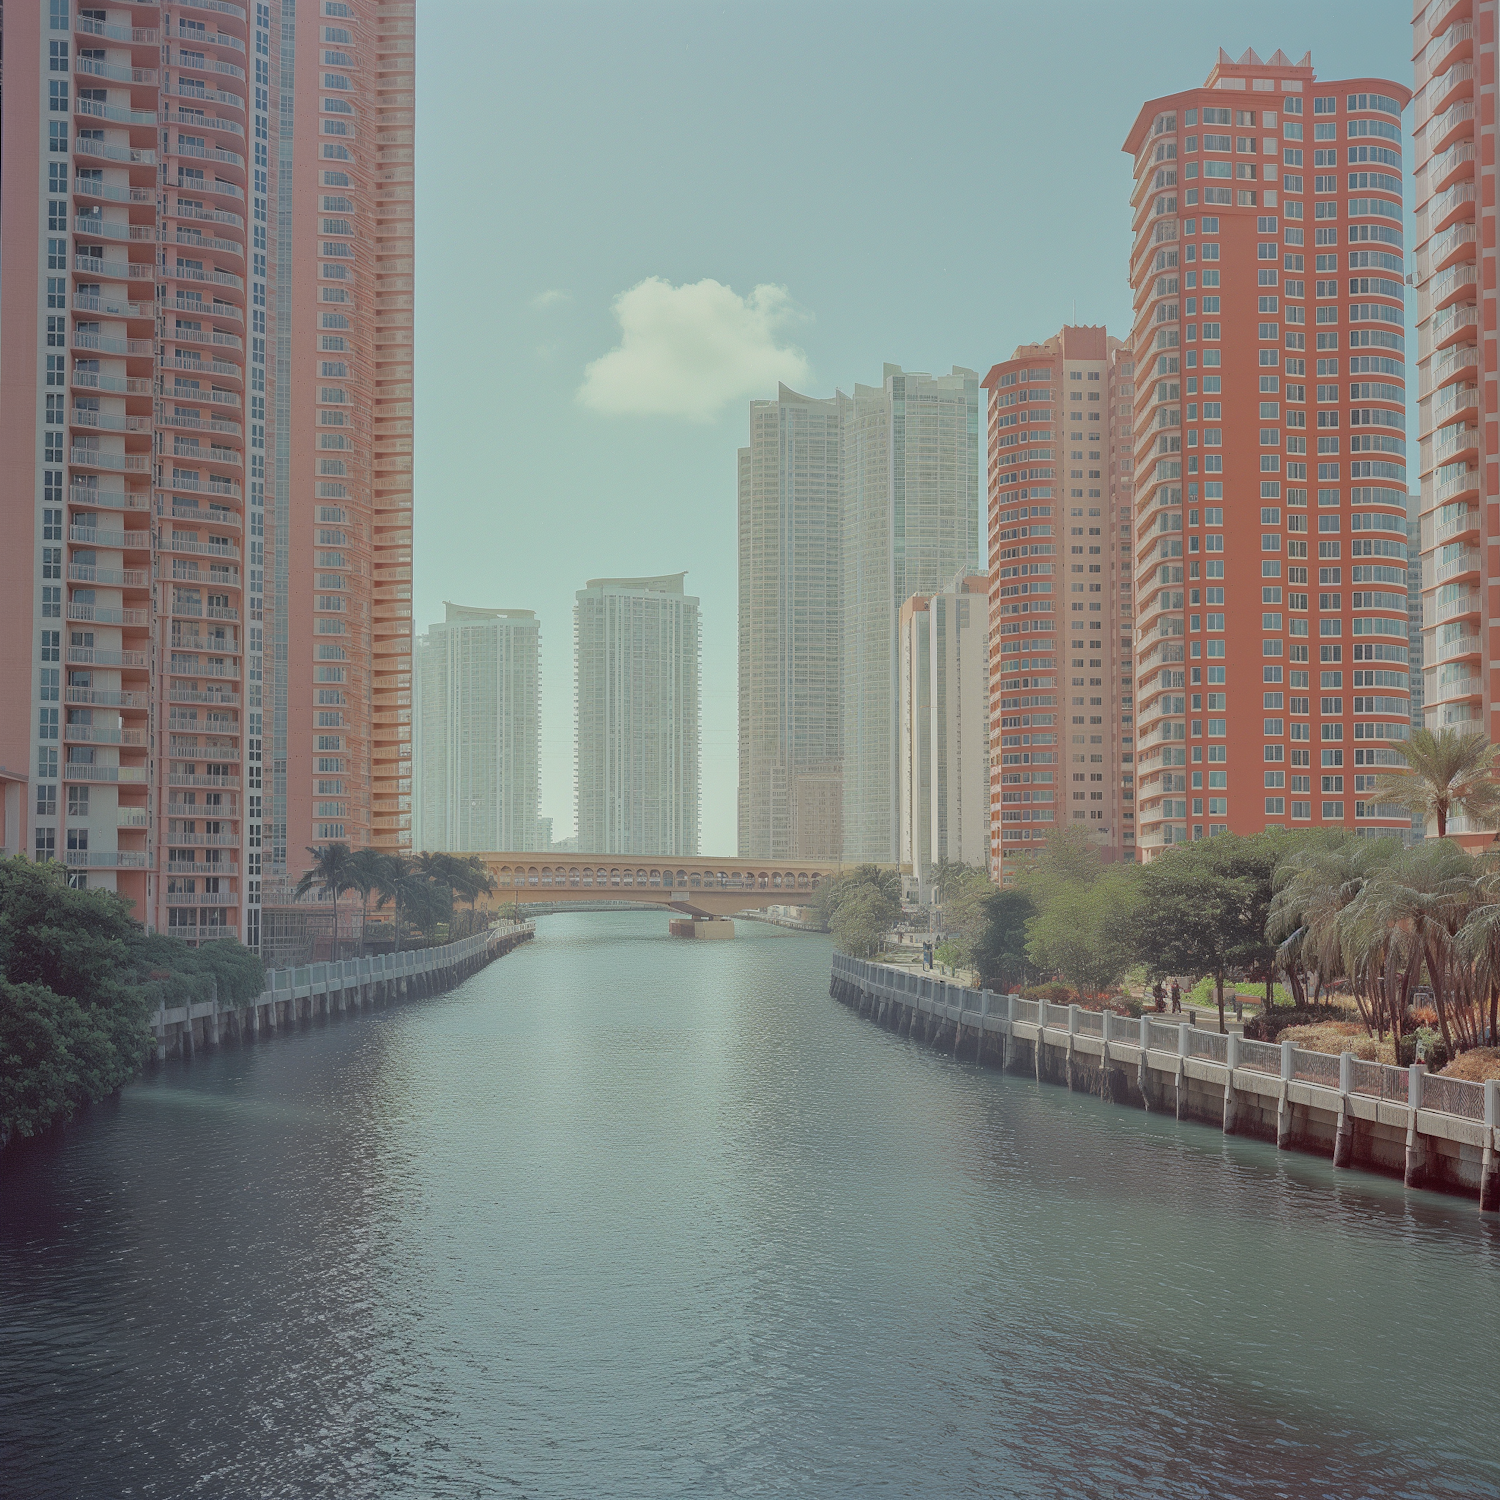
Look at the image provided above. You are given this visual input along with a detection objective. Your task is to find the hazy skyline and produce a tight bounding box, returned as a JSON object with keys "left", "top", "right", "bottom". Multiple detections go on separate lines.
{"left": 412, "top": 0, "right": 1407, "bottom": 852}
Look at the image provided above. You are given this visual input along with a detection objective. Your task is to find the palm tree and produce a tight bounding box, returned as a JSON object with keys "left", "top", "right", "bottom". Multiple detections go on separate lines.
{"left": 294, "top": 841, "right": 356, "bottom": 956}
{"left": 1372, "top": 728, "right": 1500, "bottom": 838}
{"left": 372, "top": 853, "right": 420, "bottom": 952}
{"left": 345, "top": 847, "right": 387, "bottom": 957}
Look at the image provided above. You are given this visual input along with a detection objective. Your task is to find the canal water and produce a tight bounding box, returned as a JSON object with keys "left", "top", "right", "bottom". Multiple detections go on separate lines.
{"left": 2, "top": 912, "right": 1496, "bottom": 1499}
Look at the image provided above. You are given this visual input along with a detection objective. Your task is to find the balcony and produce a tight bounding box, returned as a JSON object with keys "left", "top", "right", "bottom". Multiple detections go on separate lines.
{"left": 1430, "top": 384, "right": 1479, "bottom": 430}
{"left": 165, "top": 861, "right": 241, "bottom": 877}
{"left": 1430, "top": 220, "right": 1478, "bottom": 272}
{"left": 1428, "top": 18, "right": 1475, "bottom": 70}
{"left": 166, "top": 830, "right": 241, "bottom": 847}
{"left": 169, "top": 687, "right": 240, "bottom": 706}
{"left": 1432, "top": 673, "right": 1483, "bottom": 703}
{"left": 68, "top": 565, "right": 150, "bottom": 589}
{"left": 73, "top": 178, "right": 156, "bottom": 207}
{"left": 1436, "top": 632, "right": 1481, "bottom": 662}
{"left": 165, "top": 261, "right": 244, "bottom": 291}
{"left": 1430, "top": 59, "right": 1477, "bottom": 115}
{"left": 1429, "top": 98, "right": 1476, "bottom": 153}
{"left": 173, "top": 227, "right": 245, "bottom": 259}
{"left": 164, "top": 890, "right": 239, "bottom": 906}
{"left": 68, "top": 687, "right": 151, "bottom": 709}
{"left": 169, "top": 81, "right": 247, "bottom": 115}
{"left": 179, "top": 0, "right": 250, "bottom": 20}
{"left": 1434, "top": 547, "right": 1481, "bottom": 584}
{"left": 164, "top": 485, "right": 242, "bottom": 510}
{"left": 75, "top": 57, "right": 158, "bottom": 86}
{"left": 67, "top": 603, "right": 150, "bottom": 627}
{"left": 64, "top": 850, "right": 152, "bottom": 869}
{"left": 71, "top": 408, "right": 153, "bottom": 434}
{"left": 73, "top": 371, "right": 154, "bottom": 397}
{"left": 1433, "top": 344, "right": 1480, "bottom": 388}
{"left": 73, "top": 332, "right": 155, "bottom": 359}
{"left": 76, "top": 16, "right": 160, "bottom": 43}
{"left": 66, "top": 647, "right": 149, "bottom": 670}
{"left": 64, "top": 723, "right": 149, "bottom": 746}
{"left": 75, "top": 97, "right": 157, "bottom": 128}
{"left": 1429, "top": 178, "right": 1477, "bottom": 233}
{"left": 118, "top": 808, "right": 152, "bottom": 829}
{"left": 165, "top": 658, "right": 239, "bottom": 679}
{"left": 73, "top": 292, "right": 151, "bottom": 320}
{"left": 1433, "top": 422, "right": 1479, "bottom": 463}
{"left": 68, "top": 485, "right": 151, "bottom": 514}
{"left": 175, "top": 171, "right": 244, "bottom": 201}
{"left": 1429, "top": 138, "right": 1477, "bottom": 194}
{"left": 168, "top": 771, "right": 240, "bottom": 788}
{"left": 160, "top": 534, "right": 240, "bottom": 560}
{"left": 163, "top": 352, "right": 241, "bottom": 381}
{"left": 173, "top": 50, "right": 246, "bottom": 82}
{"left": 163, "top": 106, "right": 245, "bottom": 138}
{"left": 1434, "top": 589, "right": 1480, "bottom": 624}
{"left": 74, "top": 137, "right": 155, "bottom": 168}
{"left": 63, "top": 763, "right": 148, "bottom": 784}
{"left": 1435, "top": 466, "right": 1479, "bottom": 504}
{"left": 74, "top": 253, "right": 154, "bottom": 282}
{"left": 70, "top": 446, "right": 152, "bottom": 472}
{"left": 168, "top": 325, "right": 244, "bottom": 352}
{"left": 159, "top": 409, "right": 243, "bottom": 438}
{"left": 1434, "top": 505, "right": 1480, "bottom": 542}
{"left": 1432, "top": 302, "right": 1479, "bottom": 349}
{"left": 172, "top": 140, "right": 246, "bottom": 172}
{"left": 68, "top": 527, "right": 150, "bottom": 552}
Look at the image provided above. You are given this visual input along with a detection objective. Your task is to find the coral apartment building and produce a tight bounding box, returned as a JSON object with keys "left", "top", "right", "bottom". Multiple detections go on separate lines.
{"left": 1412, "top": 0, "right": 1493, "bottom": 840}
{"left": 1124, "top": 49, "right": 1413, "bottom": 856}
{"left": 0, "top": 0, "right": 413, "bottom": 952}
{"left": 984, "top": 326, "right": 1136, "bottom": 882}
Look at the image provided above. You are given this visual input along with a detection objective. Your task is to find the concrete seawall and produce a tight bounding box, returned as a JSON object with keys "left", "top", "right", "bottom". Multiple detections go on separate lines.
{"left": 831, "top": 954, "right": 1500, "bottom": 1212}
{"left": 150, "top": 922, "right": 535, "bottom": 1061}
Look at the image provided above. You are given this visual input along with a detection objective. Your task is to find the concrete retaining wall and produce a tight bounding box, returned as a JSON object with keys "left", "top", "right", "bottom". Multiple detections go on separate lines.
{"left": 150, "top": 922, "right": 535, "bottom": 1061}
{"left": 831, "top": 954, "right": 1500, "bottom": 1212}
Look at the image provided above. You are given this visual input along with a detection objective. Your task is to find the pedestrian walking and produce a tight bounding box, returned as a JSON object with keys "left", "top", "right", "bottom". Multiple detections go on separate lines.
{"left": 1170, "top": 979, "right": 1181, "bottom": 1014}
{"left": 1152, "top": 979, "right": 1165, "bottom": 1012}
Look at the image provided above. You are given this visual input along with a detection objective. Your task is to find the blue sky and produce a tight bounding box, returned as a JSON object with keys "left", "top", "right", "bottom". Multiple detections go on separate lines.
{"left": 411, "top": 0, "right": 1411, "bottom": 853}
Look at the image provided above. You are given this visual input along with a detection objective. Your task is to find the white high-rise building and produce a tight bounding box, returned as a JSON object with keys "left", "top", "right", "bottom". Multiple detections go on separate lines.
{"left": 575, "top": 574, "right": 700, "bottom": 856}
{"left": 842, "top": 365, "right": 981, "bottom": 861}
{"left": 413, "top": 604, "right": 540, "bottom": 853}
{"left": 899, "top": 573, "right": 991, "bottom": 887}
{"left": 738, "top": 385, "right": 846, "bottom": 861}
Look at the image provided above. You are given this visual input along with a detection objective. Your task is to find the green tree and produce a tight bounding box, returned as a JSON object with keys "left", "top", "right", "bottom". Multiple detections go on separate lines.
{"left": 1371, "top": 727, "right": 1500, "bottom": 838}
{"left": 823, "top": 865, "right": 901, "bottom": 959}
{"left": 968, "top": 888, "right": 1035, "bottom": 991}
{"left": 1025, "top": 866, "right": 1138, "bottom": 999}
{"left": 293, "top": 841, "right": 357, "bottom": 954}
{"left": 1130, "top": 833, "right": 1284, "bottom": 1032}
{"left": 344, "top": 847, "right": 388, "bottom": 956}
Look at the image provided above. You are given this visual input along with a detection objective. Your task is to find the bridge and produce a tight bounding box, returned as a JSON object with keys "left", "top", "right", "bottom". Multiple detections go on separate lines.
{"left": 475, "top": 853, "right": 841, "bottom": 919}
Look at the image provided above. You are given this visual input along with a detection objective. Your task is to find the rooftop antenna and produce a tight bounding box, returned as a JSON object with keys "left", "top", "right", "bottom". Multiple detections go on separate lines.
{"left": 1072, "top": 298, "right": 1077, "bottom": 324}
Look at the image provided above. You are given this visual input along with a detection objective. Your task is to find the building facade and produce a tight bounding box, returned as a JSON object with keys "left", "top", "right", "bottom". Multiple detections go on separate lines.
{"left": 413, "top": 603, "right": 540, "bottom": 854}
{"left": 1124, "top": 49, "right": 1413, "bottom": 857}
{"left": 984, "top": 327, "right": 1136, "bottom": 882}
{"left": 1412, "top": 0, "right": 1491, "bottom": 839}
{"left": 575, "top": 574, "right": 700, "bottom": 856}
{"left": 737, "top": 384, "right": 845, "bottom": 861}
{"left": 898, "top": 573, "right": 990, "bottom": 885}
{"left": 0, "top": 1, "right": 413, "bottom": 951}
{"left": 842, "top": 364, "right": 981, "bottom": 862}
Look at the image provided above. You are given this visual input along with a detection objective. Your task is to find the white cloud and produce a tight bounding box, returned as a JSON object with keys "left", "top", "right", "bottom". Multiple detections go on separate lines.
{"left": 578, "top": 277, "right": 810, "bottom": 422}
{"left": 530, "top": 289, "right": 571, "bottom": 310}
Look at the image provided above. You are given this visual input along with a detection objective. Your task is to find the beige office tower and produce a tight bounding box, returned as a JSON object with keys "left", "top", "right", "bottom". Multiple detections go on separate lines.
{"left": 841, "top": 365, "right": 981, "bottom": 862}
{"left": 1413, "top": 0, "right": 1492, "bottom": 841}
{"left": 575, "top": 574, "right": 701, "bottom": 856}
{"left": 898, "top": 574, "right": 990, "bottom": 886}
{"left": 737, "top": 385, "right": 845, "bottom": 861}
{"left": 413, "top": 604, "right": 540, "bottom": 853}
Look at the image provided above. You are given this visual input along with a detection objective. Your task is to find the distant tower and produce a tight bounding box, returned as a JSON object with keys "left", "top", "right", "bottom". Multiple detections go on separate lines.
{"left": 738, "top": 385, "right": 845, "bottom": 861}
{"left": 413, "top": 604, "right": 540, "bottom": 852}
{"left": 841, "top": 365, "right": 980, "bottom": 861}
{"left": 574, "top": 574, "right": 700, "bottom": 856}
